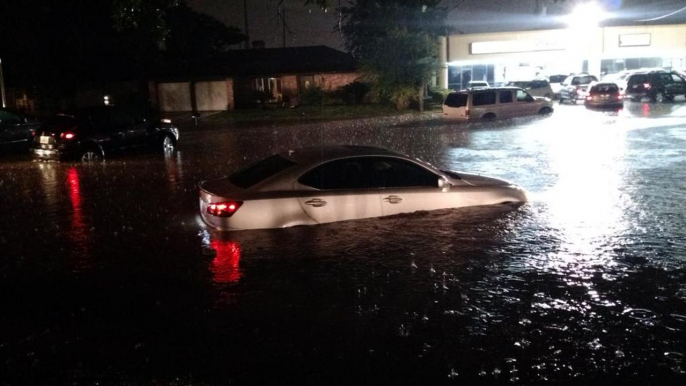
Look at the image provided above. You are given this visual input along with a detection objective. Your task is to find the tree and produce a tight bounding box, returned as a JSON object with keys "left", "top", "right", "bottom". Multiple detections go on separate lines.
{"left": 338, "top": 1, "right": 446, "bottom": 110}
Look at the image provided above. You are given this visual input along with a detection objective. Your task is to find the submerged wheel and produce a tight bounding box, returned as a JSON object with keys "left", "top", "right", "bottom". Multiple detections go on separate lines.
{"left": 161, "top": 134, "right": 176, "bottom": 153}
{"left": 80, "top": 148, "right": 103, "bottom": 163}
{"left": 538, "top": 107, "right": 553, "bottom": 115}
{"left": 482, "top": 113, "right": 496, "bottom": 120}
{"left": 653, "top": 91, "right": 665, "bottom": 103}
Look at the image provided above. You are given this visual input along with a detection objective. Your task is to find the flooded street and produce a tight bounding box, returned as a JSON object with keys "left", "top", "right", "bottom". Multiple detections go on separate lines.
{"left": 1, "top": 102, "right": 685, "bottom": 385}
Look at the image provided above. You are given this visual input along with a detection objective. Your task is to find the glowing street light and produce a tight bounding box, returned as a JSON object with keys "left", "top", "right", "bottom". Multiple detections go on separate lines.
{"left": 565, "top": 2, "right": 606, "bottom": 29}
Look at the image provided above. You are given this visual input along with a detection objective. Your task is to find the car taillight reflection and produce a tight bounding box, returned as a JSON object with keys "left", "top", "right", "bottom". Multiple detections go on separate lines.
{"left": 210, "top": 239, "right": 242, "bottom": 284}
{"left": 207, "top": 201, "right": 243, "bottom": 217}
{"left": 60, "top": 132, "right": 76, "bottom": 140}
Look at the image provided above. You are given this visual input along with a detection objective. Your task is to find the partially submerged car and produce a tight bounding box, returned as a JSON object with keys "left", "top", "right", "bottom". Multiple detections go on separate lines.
{"left": 584, "top": 82, "right": 624, "bottom": 110}
{"left": 442, "top": 87, "right": 553, "bottom": 120}
{"left": 559, "top": 73, "right": 598, "bottom": 104}
{"left": 505, "top": 79, "right": 554, "bottom": 99}
{"left": 199, "top": 146, "right": 528, "bottom": 231}
{"left": 31, "top": 106, "right": 178, "bottom": 162}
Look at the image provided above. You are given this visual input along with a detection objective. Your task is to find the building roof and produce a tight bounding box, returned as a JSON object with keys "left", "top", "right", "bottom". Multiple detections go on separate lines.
{"left": 157, "top": 45, "right": 357, "bottom": 79}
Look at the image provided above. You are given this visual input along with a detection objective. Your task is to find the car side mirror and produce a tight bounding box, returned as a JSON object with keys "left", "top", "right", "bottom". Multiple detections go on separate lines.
{"left": 438, "top": 177, "right": 451, "bottom": 192}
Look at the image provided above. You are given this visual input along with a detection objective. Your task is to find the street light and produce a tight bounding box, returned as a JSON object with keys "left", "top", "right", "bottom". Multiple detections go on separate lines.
{"left": 565, "top": 2, "right": 606, "bottom": 29}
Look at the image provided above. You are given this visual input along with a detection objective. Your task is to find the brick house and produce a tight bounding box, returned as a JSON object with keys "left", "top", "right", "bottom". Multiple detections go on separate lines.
{"left": 149, "top": 45, "right": 360, "bottom": 112}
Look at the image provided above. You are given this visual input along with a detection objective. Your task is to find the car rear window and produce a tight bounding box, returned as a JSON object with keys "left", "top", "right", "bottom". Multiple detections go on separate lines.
{"left": 590, "top": 84, "right": 619, "bottom": 93}
{"left": 472, "top": 91, "right": 496, "bottom": 106}
{"left": 628, "top": 74, "right": 648, "bottom": 84}
{"left": 444, "top": 93, "right": 468, "bottom": 108}
{"left": 229, "top": 154, "right": 296, "bottom": 189}
{"left": 549, "top": 75, "right": 566, "bottom": 83}
{"left": 41, "top": 115, "right": 79, "bottom": 132}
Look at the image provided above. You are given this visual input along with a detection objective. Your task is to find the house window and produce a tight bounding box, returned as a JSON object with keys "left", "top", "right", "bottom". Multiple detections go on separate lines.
{"left": 299, "top": 75, "right": 315, "bottom": 91}
{"left": 253, "top": 77, "right": 282, "bottom": 102}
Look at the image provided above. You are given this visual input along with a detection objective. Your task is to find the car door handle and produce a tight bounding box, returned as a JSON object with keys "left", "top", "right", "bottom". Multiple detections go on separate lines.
{"left": 383, "top": 195, "right": 403, "bottom": 204}
{"left": 304, "top": 198, "right": 327, "bottom": 207}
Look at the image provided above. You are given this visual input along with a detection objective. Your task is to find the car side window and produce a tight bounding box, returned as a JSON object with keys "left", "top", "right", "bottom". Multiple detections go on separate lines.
{"left": 499, "top": 90, "right": 513, "bottom": 104}
{"left": 530, "top": 80, "right": 542, "bottom": 89}
{"left": 472, "top": 91, "right": 496, "bottom": 106}
{"left": 88, "top": 110, "right": 113, "bottom": 132}
{"left": 370, "top": 157, "right": 438, "bottom": 188}
{"left": 111, "top": 109, "right": 136, "bottom": 128}
{"left": 659, "top": 73, "right": 673, "bottom": 84}
{"left": 671, "top": 74, "right": 685, "bottom": 83}
{"left": 299, "top": 158, "right": 376, "bottom": 190}
{"left": 0, "top": 110, "right": 21, "bottom": 124}
{"left": 516, "top": 89, "right": 534, "bottom": 102}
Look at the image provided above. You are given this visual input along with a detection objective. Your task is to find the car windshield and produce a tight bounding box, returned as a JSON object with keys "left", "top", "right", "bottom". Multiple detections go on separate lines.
{"left": 228, "top": 154, "right": 297, "bottom": 188}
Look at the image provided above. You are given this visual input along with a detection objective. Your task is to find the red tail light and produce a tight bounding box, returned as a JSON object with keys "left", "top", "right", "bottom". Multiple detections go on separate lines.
{"left": 617, "top": 95, "right": 624, "bottom": 100}
{"left": 586, "top": 95, "right": 592, "bottom": 100}
{"left": 60, "top": 132, "right": 76, "bottom": 140}
{"left": 643, "top": 83, "right": 651, "bottom": 90}
{"left": 465, "top": 108, "right": 470, "bottom": 117}
{"left": 207, "top": 201, "right": 243, "bottom": 217}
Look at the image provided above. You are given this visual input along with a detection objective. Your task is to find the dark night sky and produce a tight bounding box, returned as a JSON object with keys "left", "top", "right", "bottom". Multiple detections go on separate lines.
{"left": 186, "top": 0, "right": 686, "bottom": 52}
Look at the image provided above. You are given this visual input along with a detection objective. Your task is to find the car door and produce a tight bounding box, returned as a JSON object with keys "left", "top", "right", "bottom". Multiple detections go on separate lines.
{"left": 669, "top": 73, "right": 686, "bottom": 96}
{"left": 515, "top": 89, "right": 539, "bottom": 116}
{"left": 110, "top": 108, "right": 147, "bottom": 148}
{"left": 497, "top": 90, "right": 517, "bottom": 118}
{"left": 371, "top": 157, "right": 449, "bottom": 217}
{"left": 295, "top": 157, "right": 382, "bottom": 224}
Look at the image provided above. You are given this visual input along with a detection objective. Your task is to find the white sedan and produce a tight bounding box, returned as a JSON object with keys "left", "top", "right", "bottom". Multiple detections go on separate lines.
{"left": 198, "top": 146, "right": 527, "bottom": 231}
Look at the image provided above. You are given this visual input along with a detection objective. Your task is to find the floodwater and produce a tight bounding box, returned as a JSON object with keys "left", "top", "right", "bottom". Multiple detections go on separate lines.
{"left": 1, "top": 102, "right": 685, "bottom": 385}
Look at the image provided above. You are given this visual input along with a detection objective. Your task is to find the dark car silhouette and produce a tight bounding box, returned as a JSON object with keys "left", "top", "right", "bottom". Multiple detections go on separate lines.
{"left": 624, "top": 70, "right": 686, "bottom": 102}
{"left": 0, "top": 108, "right": 40, "bottom": 150}
{"left": 31, "top": 106, "right": 178, "bottom": 162}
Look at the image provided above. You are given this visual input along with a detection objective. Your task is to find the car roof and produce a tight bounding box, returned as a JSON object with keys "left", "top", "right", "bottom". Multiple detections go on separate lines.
{"left": 281, "top": 145, "right": 404, "bottom": 165}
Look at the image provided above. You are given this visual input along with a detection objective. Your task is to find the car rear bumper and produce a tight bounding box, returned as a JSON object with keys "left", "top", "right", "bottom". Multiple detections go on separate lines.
{"left": 31, "top": 148, "right": 63, "bottom": 160}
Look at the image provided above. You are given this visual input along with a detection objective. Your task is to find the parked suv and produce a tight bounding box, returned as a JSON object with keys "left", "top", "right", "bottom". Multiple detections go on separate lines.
{"left": 31, "top": 106, "right": 179, "bottom": 162}
{"left": 442, "top": 87, "right": 554, "bottom": 120}
{"left": 505, "top": 79, "right": 554, "bottom": 99}
{"left": 623, "top": 70, "right": 686, "bottom": 102}
{"left": 559, "top": 73, "right": 598, "bottom": 104}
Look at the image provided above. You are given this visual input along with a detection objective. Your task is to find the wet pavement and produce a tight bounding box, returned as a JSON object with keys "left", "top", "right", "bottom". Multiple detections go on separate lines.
{"left": 1, "top": 102, "right": 685, "bottom": 385}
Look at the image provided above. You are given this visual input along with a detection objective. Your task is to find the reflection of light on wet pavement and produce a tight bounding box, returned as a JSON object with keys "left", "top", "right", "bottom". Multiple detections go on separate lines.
{"left": 210, "top": 239, "right": 242, "bottom": 284}
{"left": 66, "top": 166, "right": 92, "bottom": 270}
{"left": 541, "top": 124, "right": 629, "bottom": 258}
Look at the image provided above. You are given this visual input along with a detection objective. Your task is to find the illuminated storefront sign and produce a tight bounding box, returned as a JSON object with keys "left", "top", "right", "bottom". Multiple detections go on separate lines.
{"left": 470, "top": 39, "right": 566, "bottom": 55}
{"left": 618, "top": 33, "right": 651, "bottom": 47}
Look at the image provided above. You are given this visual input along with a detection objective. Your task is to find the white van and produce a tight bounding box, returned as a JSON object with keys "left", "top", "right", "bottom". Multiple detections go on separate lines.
{"left": 442, "top": 87, "right": 554, "bottom": 120}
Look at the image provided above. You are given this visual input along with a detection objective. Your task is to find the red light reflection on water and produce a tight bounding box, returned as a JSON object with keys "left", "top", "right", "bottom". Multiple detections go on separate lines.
{"left": 642, "top": 103, "right": 650, "bottom": 117}
{"left": 210, "top": 239, "right": 242, "bottom": 283}
{"left": 66, "top": 166, "right": 91, "bottom": 268}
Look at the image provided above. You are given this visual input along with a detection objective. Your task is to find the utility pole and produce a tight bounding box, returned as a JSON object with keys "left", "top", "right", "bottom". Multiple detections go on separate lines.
{"left": 0, "top": 57, "right": 6, "bottom": 108}
{"left": 243, "top": 0, "right": 250, "bottom": 49}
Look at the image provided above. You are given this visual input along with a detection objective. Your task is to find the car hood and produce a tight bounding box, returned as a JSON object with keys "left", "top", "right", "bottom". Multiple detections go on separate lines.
{"left": 450, "top": 172, "right": 514, "bottom": 187}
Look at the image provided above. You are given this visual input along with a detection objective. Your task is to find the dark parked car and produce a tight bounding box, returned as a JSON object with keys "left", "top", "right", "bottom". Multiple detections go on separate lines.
{"left": 31, "top": 106, "right": 178, "bottom": 162}
{"left": 623, "top": 70, "right": 686, "bottom": 102}
{"left": 559, "top": 73, "right": 598, "bottom": 104}
{"left": 0, "top": 108, "right": 40, "bottom": 149}
{"left": 584, "top": 82, "right": 624, "bottom": 110}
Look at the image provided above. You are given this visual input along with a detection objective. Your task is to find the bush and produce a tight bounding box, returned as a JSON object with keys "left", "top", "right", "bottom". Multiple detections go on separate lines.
{"left": 428, "top": 85, "right": 450, "bottom": 105}
{"left": 300, "top": 86, "right": 326, "bottom": 106}
{"left": 335, "top": 81, "right": 371, "bottom": 105}
{"left": 390, "top": 86, "right": 417, "bottom": 111}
